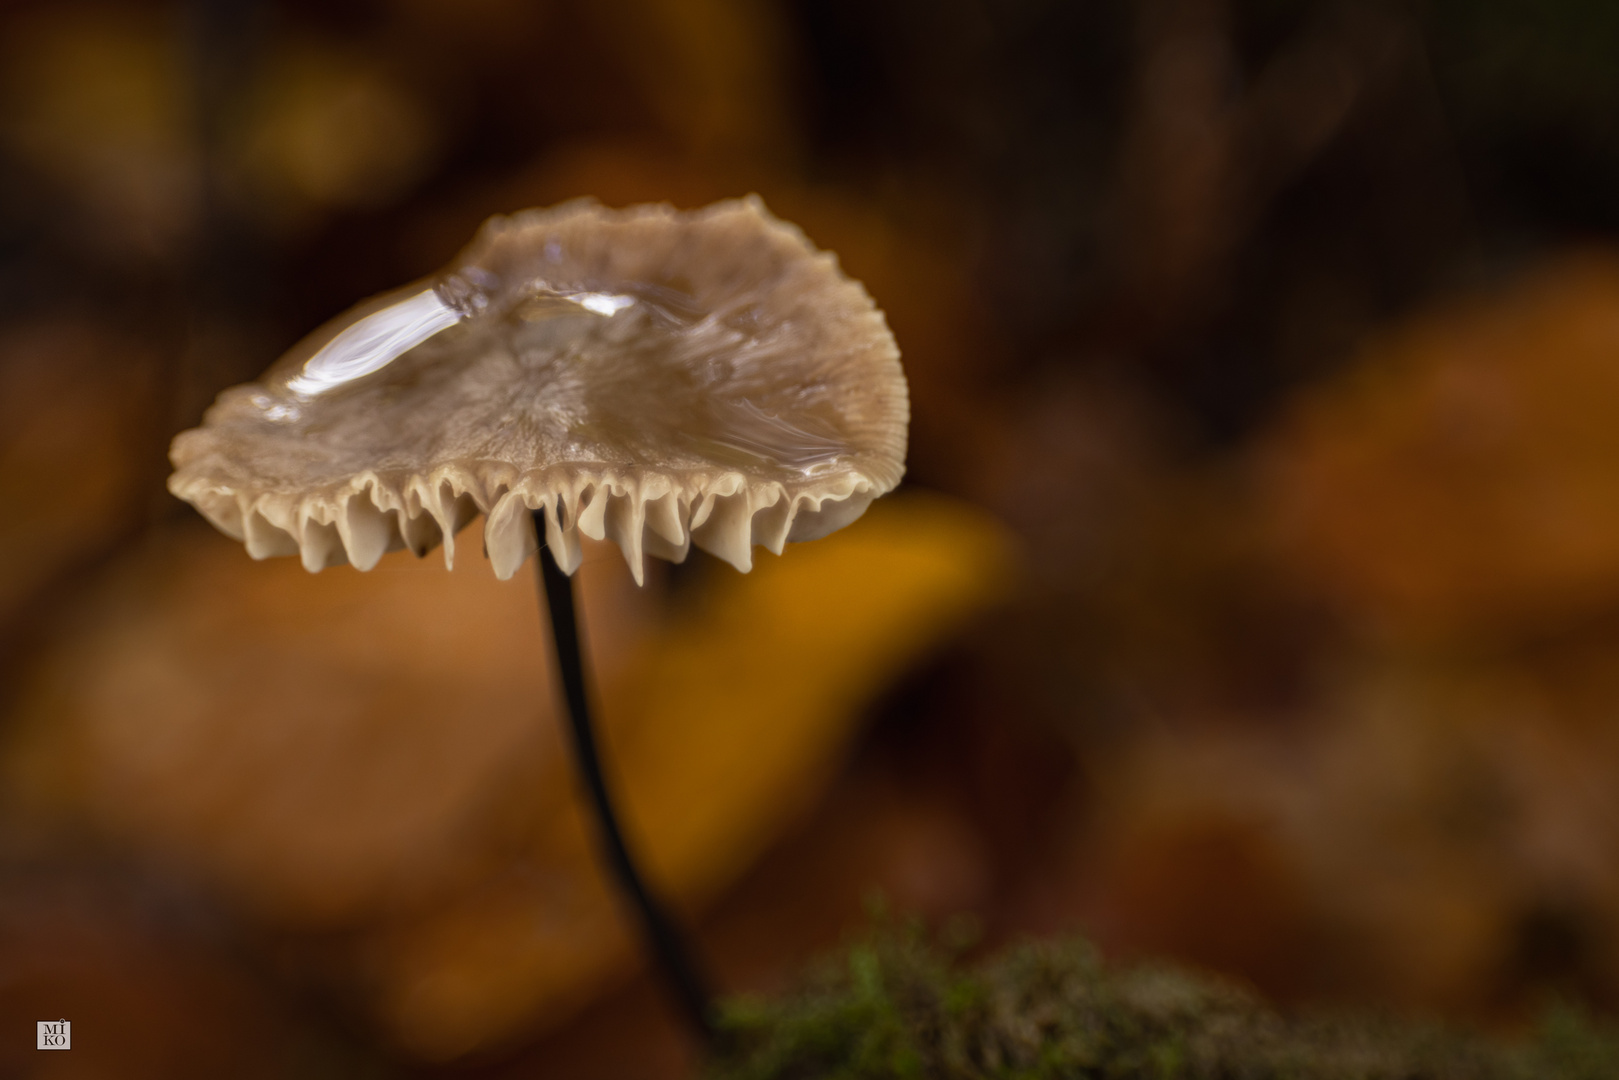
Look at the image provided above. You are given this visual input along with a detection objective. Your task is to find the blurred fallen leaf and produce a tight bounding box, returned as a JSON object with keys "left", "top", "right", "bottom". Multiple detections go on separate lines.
{"left": 1056, "top": 630, "right": 1619, "bottom": 1019}
{"left": 5, "top": 491, "right": 1013, "bottom": 1060}
{"left": 4, "top": 516, "right": 652, "bottom": 927}
{"left": 1261, "top": 251, "right": 1619, "bottom": 642}
{"left": 369, "top": 492, "right": 1013, "bottom": 1059}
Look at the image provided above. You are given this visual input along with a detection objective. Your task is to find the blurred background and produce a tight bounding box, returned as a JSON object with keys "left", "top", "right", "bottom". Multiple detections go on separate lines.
{"left": 6, "top": 0, "right": 1619, "bottom": 1074}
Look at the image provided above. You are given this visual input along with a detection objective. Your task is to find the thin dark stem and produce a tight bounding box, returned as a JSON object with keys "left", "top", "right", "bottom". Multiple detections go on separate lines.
{"left": 533, "top": 522, "right": 719, "bottom": 1048}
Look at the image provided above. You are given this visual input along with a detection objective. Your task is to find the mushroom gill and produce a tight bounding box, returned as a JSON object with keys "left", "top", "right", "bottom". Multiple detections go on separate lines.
{"left": 168, "top": 197, "right": 909, "bottom": 582}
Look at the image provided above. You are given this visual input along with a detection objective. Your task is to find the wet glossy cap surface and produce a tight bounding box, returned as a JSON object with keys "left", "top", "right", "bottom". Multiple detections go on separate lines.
{"left": 169, "top": 197, "right": 909, "bottom": 580}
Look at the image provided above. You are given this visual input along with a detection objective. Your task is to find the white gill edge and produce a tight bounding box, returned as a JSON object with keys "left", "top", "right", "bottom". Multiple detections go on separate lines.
{"left": 172, "top": 466, "right": 880, "bottom": 583}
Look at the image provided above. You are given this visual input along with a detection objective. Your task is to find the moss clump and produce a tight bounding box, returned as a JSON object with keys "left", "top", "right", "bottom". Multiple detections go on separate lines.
{"left": 708, "top": 928, "right": 1619, "bottom": 1079}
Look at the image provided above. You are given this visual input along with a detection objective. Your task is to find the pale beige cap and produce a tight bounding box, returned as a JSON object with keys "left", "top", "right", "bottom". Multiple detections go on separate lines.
{"left": 168, "top": 197, "right": 909, "bottom": 582}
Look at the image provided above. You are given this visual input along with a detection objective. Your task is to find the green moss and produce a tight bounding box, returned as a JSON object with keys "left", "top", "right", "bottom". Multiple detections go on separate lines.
{"left": 709, "top": 927, "right": 1619, "bottom": 1079}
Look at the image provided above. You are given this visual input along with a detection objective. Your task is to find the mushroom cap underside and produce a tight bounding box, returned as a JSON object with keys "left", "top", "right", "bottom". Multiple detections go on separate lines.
{"left": 168, "top": 197, "right": 909, "bottom": 582}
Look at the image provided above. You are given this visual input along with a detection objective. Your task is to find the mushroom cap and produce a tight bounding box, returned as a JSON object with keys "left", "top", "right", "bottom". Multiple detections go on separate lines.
{"left": 168, "top": 197, "right": 909, "bottom": 581}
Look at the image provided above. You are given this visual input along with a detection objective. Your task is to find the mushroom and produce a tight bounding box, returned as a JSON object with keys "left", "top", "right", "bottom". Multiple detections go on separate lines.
{"left": 167, "top": 196, "right": 908, "bottom": 1046}
{"left": 168, "top": 196, "right": 908, "bottom": 584}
